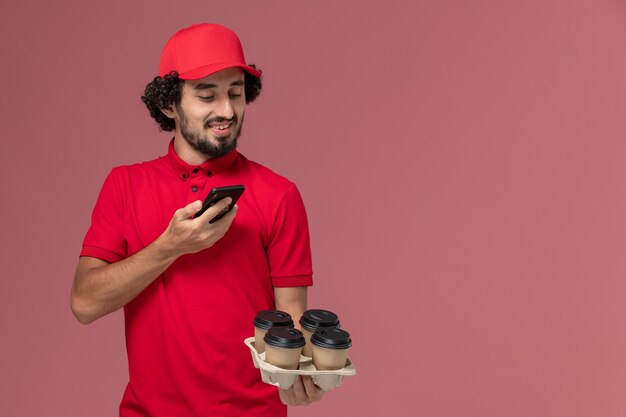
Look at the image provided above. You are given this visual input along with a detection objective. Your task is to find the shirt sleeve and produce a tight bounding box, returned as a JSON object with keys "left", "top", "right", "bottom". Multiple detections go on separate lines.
{"left": 267, "top": 184, "right": 313, "bottom": 287}
{"left": 79, "top": 167, "right": 127, "bottom": 263}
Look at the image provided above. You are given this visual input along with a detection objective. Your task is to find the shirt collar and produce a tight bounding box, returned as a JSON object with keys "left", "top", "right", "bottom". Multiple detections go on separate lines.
{"left": 166, "top": 138, "right": 238, "bottom": 181}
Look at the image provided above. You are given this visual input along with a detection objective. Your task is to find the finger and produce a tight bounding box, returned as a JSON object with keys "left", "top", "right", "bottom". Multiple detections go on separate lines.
{"left": 278, "top": 386, "right": 295, "bottom": 406}
{"left": 218, "top": 204, "right": 238, "bottom": 223}
{"left": 302, "top": 375, "right": 324, "bottom": 401}
{"left": 291, "top": 376, "right": 310, "bottom": 405}
{"left": 198, "top": 197, "right": 232, "bottom": 222}
{"left": 209, "top": 201, "right": 238, "bottom": 225}
{"left": 174, "top": 200, "right": 202, "bottom": 221}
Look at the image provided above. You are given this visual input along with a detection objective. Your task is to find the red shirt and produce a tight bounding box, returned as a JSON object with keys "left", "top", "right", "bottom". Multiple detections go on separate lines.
{"left": 80, "top": 140, "right": 313, "bottom": 417}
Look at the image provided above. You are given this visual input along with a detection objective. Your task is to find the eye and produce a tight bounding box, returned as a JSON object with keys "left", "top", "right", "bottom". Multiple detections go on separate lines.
{"left": 199, "top": 96, "right": 214, "bottom": 101}
{"left": 229, "top": 93, "right": 242, "bottom": 99}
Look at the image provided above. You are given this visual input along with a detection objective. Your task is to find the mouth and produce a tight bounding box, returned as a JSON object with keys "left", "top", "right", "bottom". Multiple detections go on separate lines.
{"left": 208, "top": 120, "right": 234, "bottom": 137}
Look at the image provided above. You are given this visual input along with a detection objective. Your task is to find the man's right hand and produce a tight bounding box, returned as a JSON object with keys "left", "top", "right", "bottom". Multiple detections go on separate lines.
{"left": 71, "top": 197, "right": 238, "bottom": 324}
{"left": 158, "top": 197, "right": 238, "bottom": 257}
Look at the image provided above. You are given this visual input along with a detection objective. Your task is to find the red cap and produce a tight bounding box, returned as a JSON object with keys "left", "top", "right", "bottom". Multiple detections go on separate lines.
{"left": 158, "top": 23, "right": 262, "bottom": 80}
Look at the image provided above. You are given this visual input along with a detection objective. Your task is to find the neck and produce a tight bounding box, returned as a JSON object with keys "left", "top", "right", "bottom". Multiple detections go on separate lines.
{"left": 173, "top": 134, "right": 209, "bottom": 165}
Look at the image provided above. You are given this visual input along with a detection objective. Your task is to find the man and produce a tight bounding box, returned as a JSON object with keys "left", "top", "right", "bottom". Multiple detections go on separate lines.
{"left": 71, "top": 23, "right": 322, "bottom": 416}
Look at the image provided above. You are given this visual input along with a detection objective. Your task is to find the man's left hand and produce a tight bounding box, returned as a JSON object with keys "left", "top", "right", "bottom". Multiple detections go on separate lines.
{"left": 278, "top": 375, "right": 324, "bottom": 406}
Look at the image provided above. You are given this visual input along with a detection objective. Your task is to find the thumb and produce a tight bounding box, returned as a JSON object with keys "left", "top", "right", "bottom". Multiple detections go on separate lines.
{"left": 176, "top": 200, "right": 203, "bottom": 220}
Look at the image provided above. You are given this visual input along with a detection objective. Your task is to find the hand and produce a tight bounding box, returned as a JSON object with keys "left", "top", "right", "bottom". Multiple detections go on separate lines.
{"left": 158, "top": 198, "right": 238, "bottom": 257}
{"left": 278, "top": 375, "right": 324, "bottom": 406}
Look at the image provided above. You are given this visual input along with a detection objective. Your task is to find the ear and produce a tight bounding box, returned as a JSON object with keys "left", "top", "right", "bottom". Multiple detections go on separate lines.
{"left": 160, "top": 106, "right": 176, "bottom": 119}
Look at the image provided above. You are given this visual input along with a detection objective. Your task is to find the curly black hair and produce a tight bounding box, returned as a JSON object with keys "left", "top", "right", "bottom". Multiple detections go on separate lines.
{"left": 141, "top": 65, "right": 263, "bottom": 131}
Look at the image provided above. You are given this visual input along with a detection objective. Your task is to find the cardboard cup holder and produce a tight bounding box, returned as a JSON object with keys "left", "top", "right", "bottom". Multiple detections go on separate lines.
{"left": 244, "top": 337, "right": 356, "bottom": 391}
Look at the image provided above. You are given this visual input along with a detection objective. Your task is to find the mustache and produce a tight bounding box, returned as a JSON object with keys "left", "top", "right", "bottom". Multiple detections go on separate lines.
{"left": 204, "top": 115, "right": 237, "bottom": 129}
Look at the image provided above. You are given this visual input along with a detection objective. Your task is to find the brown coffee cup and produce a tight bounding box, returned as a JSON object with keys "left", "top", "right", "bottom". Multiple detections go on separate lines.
{"left": 299, "top": 309, "right": 340, "bottom": 357}
{"left": 264, "top": 327, "right": 305, "bottom": 370}
{"left": 311, "top": 328, "right": 352, "bottom": 370}
{"left": 253, "top": 310, "right": 294, "bottom": 353}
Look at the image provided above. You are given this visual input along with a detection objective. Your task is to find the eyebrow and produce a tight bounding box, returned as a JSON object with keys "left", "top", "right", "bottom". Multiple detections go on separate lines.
{"left": 193, "top": 80, "right": 244, "bottom": 90}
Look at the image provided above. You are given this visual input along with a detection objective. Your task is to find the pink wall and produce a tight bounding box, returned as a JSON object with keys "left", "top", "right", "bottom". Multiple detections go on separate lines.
{"left": 2, "top": 0, "right": 626, "bottom": 416}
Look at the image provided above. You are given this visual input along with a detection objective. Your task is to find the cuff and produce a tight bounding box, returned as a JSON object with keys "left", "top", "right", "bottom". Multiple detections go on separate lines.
{"left": 79, "top": 246, "right": 124, "bottom": 263}
{"left": 271, "top": 274, "right": 313, "bottom": 288}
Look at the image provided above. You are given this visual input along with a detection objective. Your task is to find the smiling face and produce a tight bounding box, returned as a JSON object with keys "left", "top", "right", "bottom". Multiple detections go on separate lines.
{"left": 166, "top": 67, "right": 247, "bottom": 160}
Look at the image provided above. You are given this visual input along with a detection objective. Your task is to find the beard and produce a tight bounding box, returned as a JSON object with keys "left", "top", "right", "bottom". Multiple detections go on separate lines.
{"left": 177, "top": 105, "right": 244, "bottom": 159}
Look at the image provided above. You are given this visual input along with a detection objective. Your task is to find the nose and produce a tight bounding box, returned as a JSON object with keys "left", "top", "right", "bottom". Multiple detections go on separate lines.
{"left": 216, "top": 97, "right": 235, "bottom": 120}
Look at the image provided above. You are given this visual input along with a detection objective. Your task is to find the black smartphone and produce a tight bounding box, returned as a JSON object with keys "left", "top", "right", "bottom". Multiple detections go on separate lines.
{"left": 193, "top": 185, "right": 245, "bottom": 223}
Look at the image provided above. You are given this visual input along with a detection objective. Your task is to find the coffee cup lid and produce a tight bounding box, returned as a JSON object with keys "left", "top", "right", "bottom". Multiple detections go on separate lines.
{"left": 299, "top": 309, "right": 340, "bottom": 331}
{"left": 253, "top": 310, "right": 294, "bottom": 330}
{"left": 311, "top": 328, "right": 352, "bottom": 350}
{"left": 264, "top": 327, "right": 306, "bottom": 349}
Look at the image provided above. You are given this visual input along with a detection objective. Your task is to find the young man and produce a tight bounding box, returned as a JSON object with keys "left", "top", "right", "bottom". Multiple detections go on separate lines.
{"left": 71, "top": 23, "right": 322, "bottom": 416}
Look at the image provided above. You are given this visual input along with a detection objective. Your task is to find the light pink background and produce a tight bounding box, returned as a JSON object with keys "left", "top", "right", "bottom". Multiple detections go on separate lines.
{"left": 2, "top": 1, "right": 626, "bottom": 416}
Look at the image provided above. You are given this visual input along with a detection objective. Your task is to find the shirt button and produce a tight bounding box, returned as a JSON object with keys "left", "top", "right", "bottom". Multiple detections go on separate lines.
{"left": 207, "top": 171, "right": 212, "bottom": 177}
{"left": 193, "top": 168, "right": 199, "bottom": 174}
{"left": 191, "top": 186, "right": 198, "bottom": 192}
